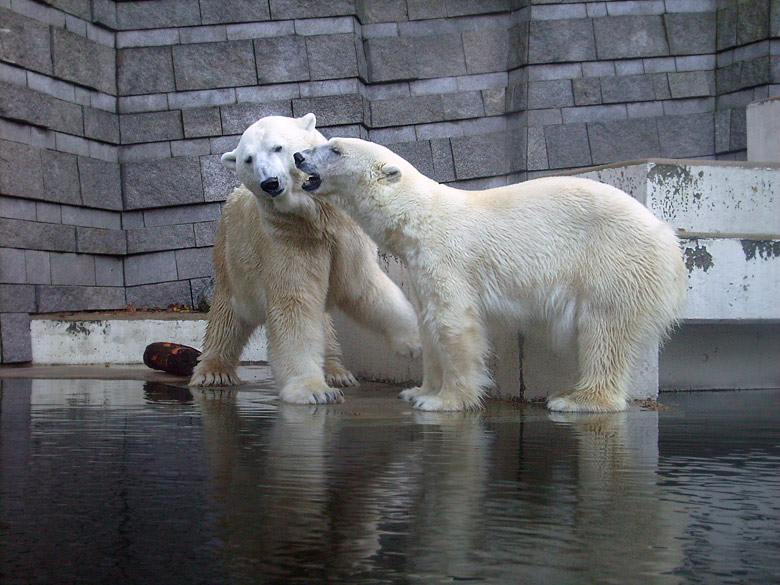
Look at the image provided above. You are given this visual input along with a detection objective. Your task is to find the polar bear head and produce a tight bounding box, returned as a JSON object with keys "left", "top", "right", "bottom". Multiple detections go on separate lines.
{"left": 294, "top": 137, "right": 421, "bottom": 247}
{"left": 294, "top": 137, "right": 406, "bottom": 199}
{"left": 221, "top": 113, "right": 326, "bottom": 207}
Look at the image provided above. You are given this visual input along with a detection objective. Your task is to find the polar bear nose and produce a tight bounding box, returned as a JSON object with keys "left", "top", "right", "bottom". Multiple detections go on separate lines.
{"left": 293, "top": 152, "right": 304, "bottom": 167}
{"left": 260, "top": 177, "right": 281, "bottom": 194}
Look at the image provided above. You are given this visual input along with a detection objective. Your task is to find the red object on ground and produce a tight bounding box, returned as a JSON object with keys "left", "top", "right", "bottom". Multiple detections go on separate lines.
{"left": 143, "top": 342, "right": 201, "bottom": 377}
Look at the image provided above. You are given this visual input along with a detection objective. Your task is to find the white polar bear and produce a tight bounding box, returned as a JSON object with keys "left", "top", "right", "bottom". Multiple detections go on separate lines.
{"left": 189, "top": 115, "right": 421, "bottom": 405}
{"left": 294, "top": 137, "right": 687, "bottom": 412}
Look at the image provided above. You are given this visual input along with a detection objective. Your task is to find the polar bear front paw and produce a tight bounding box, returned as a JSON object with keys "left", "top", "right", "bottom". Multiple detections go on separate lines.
{"left": 410, "top": 394, "right": 480, "bottom": 412}
{"left": 546, "top": 394, "right": 627, "bottom": 413}
{"left": 189, "top": 364, "right": 241, "bottom": 387}
{"left": 280, "top": 376, "right": 346, "bottom": 405}
{"left": 398, "top": 386, "right": 427, "bottom": 402}
{"left": 324, "top": 363, "right": 359, "bottom": 388}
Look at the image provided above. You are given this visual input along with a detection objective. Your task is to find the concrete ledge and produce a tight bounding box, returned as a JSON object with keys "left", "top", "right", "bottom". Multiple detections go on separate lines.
{"left": 30, "top": 312, "right": 267, "bottom": 365}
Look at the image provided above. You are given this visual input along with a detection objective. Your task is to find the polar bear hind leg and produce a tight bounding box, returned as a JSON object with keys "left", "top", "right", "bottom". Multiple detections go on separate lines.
{"left": 546, "top": 308, "right": 638, "bottom": 413}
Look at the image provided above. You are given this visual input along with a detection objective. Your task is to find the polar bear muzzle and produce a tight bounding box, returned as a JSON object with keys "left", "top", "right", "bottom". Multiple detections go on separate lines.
{"left": 293, "top": 151, "right": 322, "bottom": 192}
{"left": 260, "top": 177, "right": 283, "bottom": 197}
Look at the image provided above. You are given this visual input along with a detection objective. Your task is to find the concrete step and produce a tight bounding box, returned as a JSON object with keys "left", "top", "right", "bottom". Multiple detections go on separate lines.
{"left": 30, "top": 311, "right": 267, "bottom": 366}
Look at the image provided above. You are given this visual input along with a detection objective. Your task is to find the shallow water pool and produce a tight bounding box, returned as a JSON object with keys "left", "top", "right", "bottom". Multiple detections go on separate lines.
{"left": 1, "top": 375, "right": 779, "bottom": 584}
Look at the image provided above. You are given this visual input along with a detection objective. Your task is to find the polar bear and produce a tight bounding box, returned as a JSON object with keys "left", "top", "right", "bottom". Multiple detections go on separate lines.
{"left": 190, "top": 115, "right": 420, "bottom": 405}
{"left": 294, "top": 137, "right": 687, "bottom": 412}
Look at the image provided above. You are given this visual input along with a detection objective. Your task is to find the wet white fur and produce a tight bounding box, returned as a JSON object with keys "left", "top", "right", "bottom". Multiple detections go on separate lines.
{"left": 297, "top": 137, "right": 687, "bottom": 412}
{"left": 189, "top": 116, "right": 420, "bottom": 405}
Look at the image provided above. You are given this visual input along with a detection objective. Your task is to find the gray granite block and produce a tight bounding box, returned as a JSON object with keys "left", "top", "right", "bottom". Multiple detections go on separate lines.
{"left": 573, "top": 77, "right": 602, "bottom": 105}
{"left": 95, "top": 255, "right": 124, "bottom": 287}
{"left": 175, "top": 247, "right": 214, "bottom": 279}
{"left": 41, "top": 150, "right": 82, "bottom": 206}
{"left": 117, "top": 46, "right": 175, "bottom": 96}
{"left": 370, "top": 94, "right": 444, "bottom": 127}
{"left": 601, "top": 74, "right": 656, "bottom": 103}
{"left": 127, "top": 224, "right": 195, "bottom": 254}
{"left": 415, "top": 33, "right": 467, "bottom": 79}
{"left": 528, "top": 79, "right": 574, "bottom": 109}
{"left": 123, "top": 157, "right": 204, "bottom": 210}
{"left": 116, "top": 0, "right": 201, "bottom": 30}
{"left": 50, "top": 252, "right": 96, "bottom": 285}
{"left": 183, "top": 108, "right": 223, "bottom": 138}
{"left": 220, "top": 101, "right": 294, "bottom": 135}
{"left": 52, "top": 28, "right": 116, "bottom": 95}
{"left": 0, "top": 312, "right": 31, "bottom": 363}
{"left": 200, "top": 155, "right": 242, "bottom": 202}
{"left": 306, "top": 33, "right": 359, "bottom": 80}
{"left": 544, "top": 123, "right": 592, "bottom": 169}
{"left": 36, "top": 285, "right": 126, "bottom": 312}
{"left": 736, "top": 0, "right": 769, "bottom": 45}
{"left": 0, "top": 218, "right": 76, "bottom": 252}
{"left": 363, "top": 37, "right": 416, "bottom": 82}
{"left": 0, "top": 284, "right": 36, "bottom": 312}
{"left": 173, "top": 41, "right": 257, "bottom": 91}
{"left": 0, "top": 196, "right": 37, "bottom": 221}
{"left": 357, "top": 0, "right": 407, "bottom": 22}
{"left": 126, "top": 280, "right": 193, "bottom": 310}
{"left": 0, "top": 82, "right": 83, "bottom": 137}
{"left": 657, "top": 112, "right": 715, "bottom": 157}
{"left": 451, "top": 132, "right": 509, "bottom": 179}
{"left": 292, "top": 94, "right": 364, "bottom": 126}
{"left": 593, "top": 15, "right": 669, "bottom": 59}
{"left": 588, "top": 117, "right": 661, "bottom": 164}
{"left": 463, "top": 28, "right": 509, "bottom": 74}
{"left": 142, "top": 203, "right": 222, "bottom": 227}
{"left": 387, "top": 141, "right": 435, "bottom": 179}
{"left": 78, "top": 158, "right": 123, "bottom": 211}
{"left": 120, "top": 111, "right": 184, "bottom": 144}
{"left": 529, "top": 19, "right": 596, "bottom": 64}
{"left": 76, "top": 227, "right": 127, "bottom": 255}
{"left": 407, "top": 0, "right": 446, "bottom": 20}
{"left": 668, "top": 70, "right": 715, "bottom": 98}
{"left": 430, "top": 138, "right": 456, "bottom": 182}
{"left": 0, "top": 140, "right": 44, "bottom": 200}
{"left": 446, "top": 0, "right": 509, "bottom": 17}
{"left": 0, "top": 7, "right": 53, "bottom": 75}
{"left": 124, "top": 251, "right": 178, "bottom": 286}
{"left": 25, "top": 249, "right": 51, "bottom": 285}
{"left": 84, "top": 107, "right": 120, "bottom": 144}
{"left": 194, "top": 221, "right": 219, "bottom": 247}
{"left": 61, "top": 204, "right": 121, "bottom": 230}
{"left": 200, "top": 0, "right": 271, "bottom": 24}
{"left": 442, "top": 92, "right": 483, "bottom": 121}
{"left": 269, "top": 0, "right": 354, "bottom": 20}
{"left": 254, "top": 35, "right": 310, "bottom": 84}
{"left": 664, "top": 11, "right": 717, "bottom": 56}
{"left": 0, "top": 247, "right": 26, "bottom": 284}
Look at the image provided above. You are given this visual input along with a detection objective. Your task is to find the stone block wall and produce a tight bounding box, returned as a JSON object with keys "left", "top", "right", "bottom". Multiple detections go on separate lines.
{"left": 1, "top": 0, "right": 779, "bottom": 363}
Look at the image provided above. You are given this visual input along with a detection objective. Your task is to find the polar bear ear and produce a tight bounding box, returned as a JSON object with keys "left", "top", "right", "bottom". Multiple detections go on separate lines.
{"left": 379, "top": 164, "right": 402, "bottom": 184}
{"left": 221, "top": 150, "right": 237, "bottom": 170}
{"left": 298, "top": 113, "right": 317, "bottom": 132}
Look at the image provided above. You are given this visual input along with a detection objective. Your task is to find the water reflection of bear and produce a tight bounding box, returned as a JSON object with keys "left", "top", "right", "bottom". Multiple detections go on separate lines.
{"left": 196, "top": 395, "right": 686, "bottom": 584}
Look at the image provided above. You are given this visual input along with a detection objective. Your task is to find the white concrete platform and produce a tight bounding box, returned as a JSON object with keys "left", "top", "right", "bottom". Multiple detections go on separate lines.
{"left": 30, "top": 312, "right": 267, "bottom": 365}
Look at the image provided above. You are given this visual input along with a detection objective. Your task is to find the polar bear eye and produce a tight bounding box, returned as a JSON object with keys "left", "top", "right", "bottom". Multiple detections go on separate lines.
{"left": 273, "top": 145, "right": 283, "bottom": 153}
{"left": 331, "top": 146, "right": 341, "bottom": 155}
{"left": 244, "top": 155, "right": 253, "bottom": 164}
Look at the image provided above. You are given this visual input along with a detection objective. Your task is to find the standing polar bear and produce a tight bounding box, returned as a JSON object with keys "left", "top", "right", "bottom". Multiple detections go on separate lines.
{"left": 190, "top": 115, "right": 420, "bottom": 405}
{"left": 294, "top": 137, "right": 687, "bottom": 412}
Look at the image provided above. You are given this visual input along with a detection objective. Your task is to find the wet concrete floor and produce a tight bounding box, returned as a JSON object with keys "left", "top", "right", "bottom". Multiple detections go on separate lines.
{"left": 1, "top": 364, "right": 779, "bottom": 585}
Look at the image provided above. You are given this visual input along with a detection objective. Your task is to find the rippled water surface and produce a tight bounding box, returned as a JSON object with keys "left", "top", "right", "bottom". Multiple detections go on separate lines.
{"left": 1, "top": 378, "right": 779, "bottom": 585}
